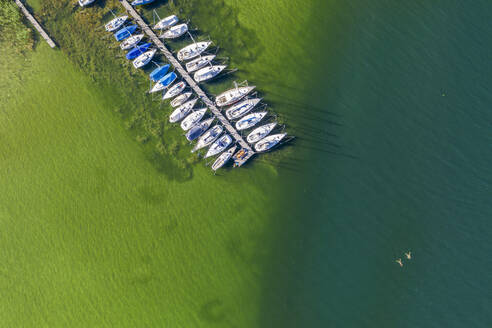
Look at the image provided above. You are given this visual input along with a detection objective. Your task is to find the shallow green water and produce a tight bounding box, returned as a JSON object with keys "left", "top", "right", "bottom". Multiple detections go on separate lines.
{"left": 1, "top": 0, "right": 491, "bottom": 327}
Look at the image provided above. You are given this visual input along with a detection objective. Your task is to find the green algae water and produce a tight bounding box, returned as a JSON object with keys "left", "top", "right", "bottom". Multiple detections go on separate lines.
{"left": 1, "top": 0, "right": 491, "bottom": 327}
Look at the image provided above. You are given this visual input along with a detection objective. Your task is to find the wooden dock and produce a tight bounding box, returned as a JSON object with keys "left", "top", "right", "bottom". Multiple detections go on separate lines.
{"left": 14, "top": 0, "right": 56, "bottom": 48}
{"left": 118, "top": 0, "right": 255, "bottom": 166}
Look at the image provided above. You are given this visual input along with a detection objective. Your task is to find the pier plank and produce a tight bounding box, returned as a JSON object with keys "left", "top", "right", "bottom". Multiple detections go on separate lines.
{"left": 14, "top": 0, "right": 56, "bottom": 48}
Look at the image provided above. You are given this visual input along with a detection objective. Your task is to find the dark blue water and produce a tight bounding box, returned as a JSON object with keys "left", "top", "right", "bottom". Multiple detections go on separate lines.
{"left": 263, "top": 1, "right": 492, "bottom": 327}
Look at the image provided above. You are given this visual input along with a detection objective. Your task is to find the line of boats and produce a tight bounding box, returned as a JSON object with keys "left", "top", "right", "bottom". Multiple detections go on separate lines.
{"left": 101, "top": 9, "right": 289, "bottom": 172}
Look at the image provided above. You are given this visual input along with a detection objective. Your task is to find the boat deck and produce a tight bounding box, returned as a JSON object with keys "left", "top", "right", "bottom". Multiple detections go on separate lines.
{"left": 118, "top": 0, "right": 255, "bottom": 167}
{"left": 14, "top": 0, "right": 56, "bottom": 48}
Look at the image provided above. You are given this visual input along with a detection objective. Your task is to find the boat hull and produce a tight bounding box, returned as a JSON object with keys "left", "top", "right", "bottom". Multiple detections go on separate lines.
{"left": 177, "top": 42, "right": 212, "bottom": 61}
{"left": 169, "top": 99, "right": 197, "bottom": 123}
{"left": 215, "top": 86, "right": 255, "bottom": 107}
{"left": 170, "top": 92, "right": 192, "bottom": 108}
{"left": 126, "top": 43, "right": 151, "bottom": 60}
{"left": 115, "top": 25, "right": 137, "bottom": 41}
{"left": 254, "top": 133, "right": 286, "bottom": 152}
{"left": 194, "top": 65, "right": 226, "bottom": 83}
{"left": 161, "top": 24, "right": 188, "bottom": 39}
{"left": 132, "top": 49, "right": 156, "bottom": 69}
{"left": 246, "top": 122, "right": 277, "bottom": 144}
{"left": 211, "top": 146, "right": 237, "bottom": 171}
{"left": 105, "top": 16, "right": 128, "bottom": 32}
{"left": 163, "top": 81, "right": 187, "bottom": 100}
{"left": 150, "top": 72, "right": 177, "bottom": 93}
{"left": 149, "top": 64, "right": 170, "bottom": 82}
{"left": 181, "top": 108, "right": 207, "bottom": 131}
{"left": 120, "top": 34, "right": 144, "bottom": 50}
{"left": 131, "top": 0, "right": 155, "bottom": 6}
{"left": 153, "top": 15, "right": 178, "bottom": 30}
{"left": 235, "top": 112, "right": 267, "bottom": 130}
{"left": 205, "top": 134, "right": 232, "bottom": 158}
{"left": 225, "top": 98, "right": 261, "bottom": 120}
{"left": 185, "top": 55, "right": 216, "bottom": 73}
{"left": 192, "top": 125, "right": 223, "bottom": 152}
{"left": 186, "top": 118, "right": 213, "bottom": 141}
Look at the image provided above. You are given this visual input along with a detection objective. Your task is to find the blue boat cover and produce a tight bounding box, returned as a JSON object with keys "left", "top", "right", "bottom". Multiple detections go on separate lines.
{"left": 114, "top": 25, "right": 137, "bottom": 41}
{"left": 186, "top": 124, "right": 206, "bottom": 141}
{"left": 131, "top": 0, "right": 155, "bottom": 6}
{"left": 149, "top": 64, "right": 170, "bottom": 82}
{"left": 125, "top": 43, "right": 152, "bottom": 60}
{"left": 158, "top": 72, "right": 177, "bottom": 88}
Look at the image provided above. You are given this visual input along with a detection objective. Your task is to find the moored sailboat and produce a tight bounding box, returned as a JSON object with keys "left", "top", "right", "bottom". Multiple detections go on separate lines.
{"left": 193, "top": 65, "right": 226, "bottom": 83}
{"left": 235, "top": 112, "right": 267, "bottom": 130}
{"left": 132, "top": 49, "right": 157, "bottom": 68}
{"left": 254, "top": 133, "right": 286, "bottom": 152}
{"left": 105, "top": 16, "right": 128, "bottom": 32}
{"left": 204, "top": 134, "right": 232, "bottom": 158}
{"left": 162, "top": 81, "right": 187, "bottom": 100}
{"left": 215, "top": 86, "right": 255, "bottom": 107}
{"left": 181, "top": 108, "right": 207, "bottom": 131}
{"left": 177, "top": 42, "right": 212, "bottom": 61}
{"left": 211, "top": 146, "right": 237, "bottom": 172}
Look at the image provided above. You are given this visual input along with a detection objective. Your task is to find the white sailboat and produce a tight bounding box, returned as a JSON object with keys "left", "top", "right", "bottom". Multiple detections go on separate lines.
{"left": 79, "top": 0, "right": 95, "bottom": 7}
{"left": 246, "top": 122, "right": 277, "bottom": 144}
{"left": 105, "top": 16, "right": 128, "bottom": 32}
{"left": 204, "top": 134, "right": 232, "bottom": 158}
{"left": 132, "top": 49, "right": 156, "bottom": 69}
{"left": 225, "top": 98, "right": 261, "bottom": 120}
{"left": 170, "top": 92, "right": 192, "bottom": 107}
{"left": 194, "top": 65, "right": 226, "bottom": 83}
{"left": 169, "top": 98, "right": 198, "bottom": 123}
{"left": 211, "top": 146, "right": 237, "bottom": 172}
{"left": 254, "top": 133, "right": 286, "bottom": 152}
{"left": 177, "top": 41, "right": 212, "bottom": 61}
{"left": 120, "top": 33, "right": 144, "bottom": 50}
{"left": 215, "top": 86, "right": 255, "bottom": 107}
{"left": 180, "top": 108, "right": 207, "bottom": 131}
{"left": 192, "top": 125, "right": 223, "bottom": 152}
{"left": 160, "top": 23, "right": 188, "bottom": 39}
{"left": 162, "top": 81, "right": 187, "bottom": 100}
{"left": 153, "top": 15, "right": 178, "bottom": 30}
{"left": 185, "top": 55, "right": 216, "bottom": 73}
{"left": 235, "top": 112, "right": 267, "bottom": 130}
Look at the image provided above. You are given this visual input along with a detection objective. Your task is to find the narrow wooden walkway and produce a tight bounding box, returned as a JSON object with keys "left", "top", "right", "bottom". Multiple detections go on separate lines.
{"left": 14, "top": 0, "right": 56, "bottom": 48}
{"left": 118, "top": 0, "right": 255, "bottom": 166}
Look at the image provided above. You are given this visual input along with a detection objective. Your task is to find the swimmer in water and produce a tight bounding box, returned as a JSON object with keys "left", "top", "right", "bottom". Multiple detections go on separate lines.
{"left": 396, "top": 258, "right": 403, "bottom": 267}
{"left": 405, "top": 251, "right": 412, "bottom": 260}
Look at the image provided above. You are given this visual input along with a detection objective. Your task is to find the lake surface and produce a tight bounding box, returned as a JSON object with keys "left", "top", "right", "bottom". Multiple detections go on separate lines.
{"left": 1, "top": 0, "right": 491, "bottom": 327}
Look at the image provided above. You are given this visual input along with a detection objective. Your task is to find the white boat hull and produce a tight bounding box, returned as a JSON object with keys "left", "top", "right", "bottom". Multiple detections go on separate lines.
{"left": 153, "top": 15, "right": 178, "bottom": 30}
{"left": 161, "top": 23, "right": 188, "bottom": 39}
{"left": 170, "top": 92, "right": 192, "bottom": 107}
{"left": 225, "top": 98, "right": 261, "bottom": 120}
{"left": 246, "top": 122, "right": 277, "bottom": 144}
{"left": 254, "top": 133, "right": 286, "bottom": 152}
{"left": 169, "top": 98, "right": 197, "bottom": 123}
{"left": 211, "top": 146, "right": 237, "bottom": 171}
{"left": 120, "top": 34, "right": 144, "bottom": 50}
{"left": 177, "top": 41, "right": 212, "bottom": 61}
{"left": 235, "top": 112, "right": 267, "bottom": 130}
{"left": 192, "top": 125, "right": 223, "bottom": 152}
{"left": 194, "top": 65, "right": 226, "bottom": 83}
{"left": 133, "top": 49, "right": 156, "bottom": 69}
{"left": 186, "top": 55, "right": 216, "bottom": 73}
{"left": 105, "top": 16, "right": 128, "bottom": 32}
{"left": 181, "top": 108, "right": 207, "bottom": 131}
{"left": 215, "top": 86, "right": 255, "bottom": 107}
{"left": 163, "top": 81, "right": 187, "bottom": 100}
{"left": 205, "top": 134, "right": 232, "bottom": 158}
